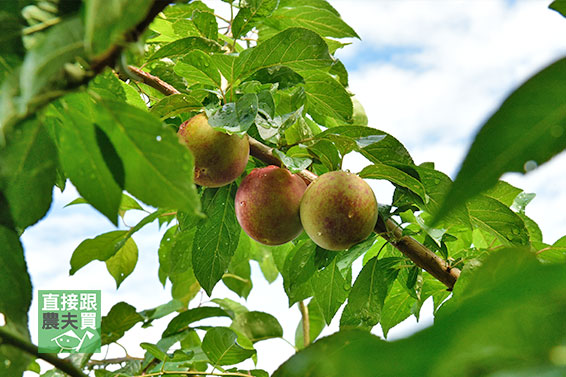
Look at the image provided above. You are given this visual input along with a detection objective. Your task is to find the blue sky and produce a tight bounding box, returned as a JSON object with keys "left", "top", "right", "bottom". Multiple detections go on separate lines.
{"left": 22, "top": 0, "right": 566, "bottom": 374}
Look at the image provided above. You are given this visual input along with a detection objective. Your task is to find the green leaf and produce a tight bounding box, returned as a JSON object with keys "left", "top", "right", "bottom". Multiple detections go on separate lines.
{"left": 140, "top": 342, "right": 168, "bottom": 361}
{"left": 275, "top": 250, "right": 566, "bottom": 377}
{"left": 340, "top": 257, "right": 399, "bottom": 331}
{"left": 380, "top": 280, "right": 416, "bottom": 337}
{"left": 223, "top": 231, "right": 252, "bottom": 298}
{"left": 163, "top": 307, "right": 230, "bottom": 337}
{"left": 311, "top": 259, "right": 350, "bottom": 325}
{"left": 192, "top": 10, "right": 218, "bottom": 40}
{"left": 69, "top": 231, "right": 128, "bottom": 275}
{"left": 235, "top": 28, "right": 333, "bottom": 81}
{"left": 282, "top": 240, "right": 317, "bottom": 305}
{"left": 550, "top": 0, "right": 566, "bottom": 17}
{"left": 149, "top": 93, "right": 203, "bottom": 119}
{"left": 202, "top": 327, "right": 256, "bottom": 366}
{"left": 483, "top": 180, "right": 522, "bottom": 207}
{"left": 0, "top": 226, "right": 32, "bottom": 375}
{"left": 168, "top": 227, "right": 197, "bottom": 276}
{"left": 95, "top": 98, "right": 201, "bottom": 215}
{"left": 101, "top": 302, "right": 143, "bottom": 345}
{"left": 192, "top": 184, "right": 240, "bottom": 295}
{"left": 232, "top": 0, "right": 278, "bottom": 39}
{"left": 273, "top": 149, "right": 312, "bottom": 173}
{"left": 46, "top": 103, "right": 122, "bottom": 225}
{"left": 468, "top": 195, "right": 530, "bottom": 246}
{"left": 175, "top": 50, "right": 221, "bottom": 88}
{"left": 316, "top": 126, "right": 413, "bottom": 165}
{"left": 147, "top": 37, "right": 222, "bottom": 61}
{"left": 231, "top": 311, "right": 283, "bottom": 343}
{"left": 303, "top": 71, "right": 353, "bottom": 126}
{"left": 208, "top": 93, "right": 258, "bottom": 135}
{"left": 85, "top": 0, "right": 153, "bottom": 56}
{"left": 437, "top": 58, "right": 566, "bottom": 221}
{"left": 105, "top": 237, "right": 138, "bottom": 288}
{"left": 20, "top": 16, "right": 86, "bottom": 107}
{"left": 359, "top": 164, "right": 427, "bottom": 203}
{"left": 0, "top": 118, "right": 57, "bottom": 229}
{"left": 212, "top": 298, "right": 249, "bottom": 318}
{"left": 264, "top": 5, "right": 359, "bottom": 39}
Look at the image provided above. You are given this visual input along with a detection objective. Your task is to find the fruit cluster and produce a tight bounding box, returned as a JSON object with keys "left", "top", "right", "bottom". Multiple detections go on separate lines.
{"left": 178, "top": 114, "right": 378, "bottom": 251}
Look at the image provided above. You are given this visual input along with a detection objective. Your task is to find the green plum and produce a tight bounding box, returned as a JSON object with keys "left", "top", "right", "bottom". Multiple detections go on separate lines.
{"left": 300, "top": 171, "right": 378, "bottom": 251}
{"left": 235, "top": 166, "right": 307, "bottom": 245}
{"left": 178, "top": 113, "right": 249, "bottom": 187}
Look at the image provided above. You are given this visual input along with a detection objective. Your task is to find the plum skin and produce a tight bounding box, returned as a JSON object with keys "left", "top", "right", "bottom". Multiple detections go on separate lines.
{"left": 235, "top": 166, "right": 307, "bottom": 246}
{"left": 178, "top": 113, "right": 249, "bottom": 188}
{"left": 300, "top": 171, "right": 378, "bottom": 251}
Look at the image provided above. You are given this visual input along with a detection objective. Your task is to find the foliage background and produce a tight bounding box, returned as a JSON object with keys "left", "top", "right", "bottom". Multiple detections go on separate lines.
{"left": 8, "top": 0, "right": 566, "bottom": 375}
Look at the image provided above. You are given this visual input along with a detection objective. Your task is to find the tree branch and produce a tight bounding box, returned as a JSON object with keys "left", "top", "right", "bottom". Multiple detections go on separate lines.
{"left": 127, "top": 67, "right": 461, "bottom": 290}
{"left": 0, "top": 327, "right": 88, "bottom": 377}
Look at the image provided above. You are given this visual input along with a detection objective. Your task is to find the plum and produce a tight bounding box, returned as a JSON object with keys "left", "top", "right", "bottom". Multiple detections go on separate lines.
{"left": 300, "top": 171, "right": 378, "bottom": 251}
{"left": 235, "top": 166, "right": 307, "bottom": 245}
{"left": 178, "top": 113, "right": 249, "bottom": 187}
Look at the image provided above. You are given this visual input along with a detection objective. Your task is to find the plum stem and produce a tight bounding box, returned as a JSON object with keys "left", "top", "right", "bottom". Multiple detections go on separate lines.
{"left": 299, "top": 301, "right": 310, "bottom": 347}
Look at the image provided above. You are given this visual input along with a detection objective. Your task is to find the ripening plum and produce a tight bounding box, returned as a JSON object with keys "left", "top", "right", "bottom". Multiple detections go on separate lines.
{"left": 178, "top": 113, "right": 249, "bottom": 187}
{"left": 300, "top": 171, "right": 378, "bottom": 251}
{"left": 235, "top": 166, "right": 307, "bottom": 245}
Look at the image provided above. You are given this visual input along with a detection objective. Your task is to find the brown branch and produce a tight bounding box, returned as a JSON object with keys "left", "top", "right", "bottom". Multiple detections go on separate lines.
{"left": 0, "top": 327, "right": 88, "bottom": 377}
{"left": 128, "top": 67, "right": 461, "bottom": 290}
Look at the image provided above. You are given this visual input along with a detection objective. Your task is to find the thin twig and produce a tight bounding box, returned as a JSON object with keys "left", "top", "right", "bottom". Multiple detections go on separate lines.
{"left": 0, "top": 327, "right": 88, "bottom": 377}
{"left": 299, "top": 301, "right": 310, "bottom": 347}
{"left": 88, "top": 356, "right": 144, "bottom": 366}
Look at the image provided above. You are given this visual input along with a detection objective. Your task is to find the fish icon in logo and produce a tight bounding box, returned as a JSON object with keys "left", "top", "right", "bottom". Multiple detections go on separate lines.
{"left": 51, "top": 329, "right": 94, "bottom": 352}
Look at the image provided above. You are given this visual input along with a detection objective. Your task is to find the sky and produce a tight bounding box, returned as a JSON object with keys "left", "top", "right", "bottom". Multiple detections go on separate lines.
{"left": 20, "top": 0, "right": 566, "bottom": 375}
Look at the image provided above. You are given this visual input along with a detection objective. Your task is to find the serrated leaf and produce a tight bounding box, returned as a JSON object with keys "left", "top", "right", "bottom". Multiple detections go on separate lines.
{"left": 235, "top": 28, "right": 333, "bottom": 80}
{"left": 223, "top": 231, "right": 252, "bottom": 298}
{"left": 202, "top": 327, "right": 256, "bottom": 366}
{"left": 84, "top": 0, "right": 153, "bottom": 56}
{"left": 69, "top": 231, "right": 128, "bottom": 275}
{"left": 192, "top": 10, "right": 218, "bottom": 40}
{"left": 0, "top": 226, "right": 32, "bottom": 376}
{"left": 380, "top": 280, "right": 416, "bottom": 337}
{"left": 150, "top": 93, "right": 203, "bottom": 119}
{"left": 46, "top": 103, "right": 122, "bottom": 225}
{"left": 163, "top": 307, "right": 230, "bottom": 337}
{"left": 484, "top": 181, "right": 522, "bottom": 207}
{"left": 316, "top": 126, "right": 413, "bottom": 165}
{"left": 0, "top": 118, "right": 57, "bottom": 229}
{"left": 192, "top": 184, "right": 240, "bottom": 295}
{"left": 468, "top": 195, "right": 530, "bottom": 247}
{"left": 311, "top": 259, "right": 350, "bottom": 325}
{"left": 101, "top": 302, "right": 143, "bottom": 345}
{"left": 105, "top": 237, "right": 138, "bottom": 288}
{"left": 359, "top": 163, "right": 427, "bottom": 203}
{"left": 265, "top": 5, "right": 359, "bottom": 39}
{"left": 340, "top": 257, "right": 399, "bottom": 331}
{"left": 140, "top": 342, "right": 168, "bottom": 361}
{"left": 94, "top": 98, "right": 201, "bottom": 215}
{"left": 273, "top": 149, "right": 312, "bottom": 172}
{"left": 208, "top": 93, "right": 258, "bottom": 135}
{"left": 303, "top": 71, "right": 352, "bottom": 126}
{"left": 232, "top": 0, "right": 278, "bottom": 39}
{"left": 168, "top": 227, "right": 197, "bottom": 276}
{"left": 437, "top": 58, "right": 566, "bottom": 222}
{"left": 20, "top": 16, "right": 86, "bottom": 107}
{"left": 175, "top": 50, "right": 221, "bottom": 88}
{"left": 148, "top": 37, "right": 222, "bottom": 61}
{"left": 231, "top": 311, "right": 283, "bottom": 343}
